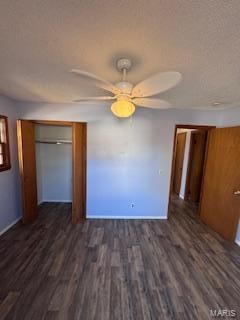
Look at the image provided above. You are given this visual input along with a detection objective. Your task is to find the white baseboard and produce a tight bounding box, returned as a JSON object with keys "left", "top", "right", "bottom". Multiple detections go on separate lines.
{"left": 87, "top": 215, "right": 168, "bottom": 220}
{"left": 0, "top": 217, "right": 21, "bottom": 236}
{"left": 235, "top": 240, "right": 240, "bottom": 247}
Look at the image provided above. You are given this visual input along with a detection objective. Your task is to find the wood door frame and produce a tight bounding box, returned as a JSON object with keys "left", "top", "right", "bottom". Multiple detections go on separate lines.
{"left": 18, "top": 119, "right": 87, "bottom": 223}
{"left": 184, "top": 132, "right": 195, "bottom": 200}
{"left": 0, "top": 115, "right": 11, "bottom": 172}
{"left": 184, "top": 131, "right": 207, "bottom": 201}
{"left": 167, "top": 124, "right": 215, "bottom": 218}
{"left": 172, "top": 132, "right": 187, "bottom": 195}
{"left": 17, "top": 120, "right": 38, "bottom": 223}
{"left": 32, "top": 120, "right": 74, "bottom": 126}
{"left": 72, "top": 122, "right": 87, "bottom": 223}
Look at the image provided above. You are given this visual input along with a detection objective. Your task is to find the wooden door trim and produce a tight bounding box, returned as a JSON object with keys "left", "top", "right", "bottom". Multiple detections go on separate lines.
{"left": 172, "top": 132, "right": 186, "bottom": 195}
{"left": 18, "top": 119, "right": 87, "bottom": 223}
{"left": 32, "top": 120, "right": 86, "bottom": 127}
{"left": 168, "top": 124, "right": 216, "bottom": 218}
{"left": 198, "top": 131, "right": 211, "bottom": 217}
{"left": 17, "top": 120, "right": 26, "bottom": 221}
{"left": 32, "top": 120, "right": 73, "bottom": 126}
{"left": 72, "top": 122, "right": 87, "bottom": 223}
{"left": 17, "top": 120, "right": 38, "bottom": 223}
{"left": 184, "top": 131, "right": 207, "bottom": 201}
{"left": 174, "top": 124, "right": 215, "bottom": 130}
{"left": 184, "top": 132, "right": 194, "bottom": 200}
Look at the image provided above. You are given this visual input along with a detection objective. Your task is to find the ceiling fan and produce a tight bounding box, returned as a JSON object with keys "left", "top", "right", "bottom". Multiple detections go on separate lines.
{"left": 71, "top": 58, "right": 182, "bottom": 118}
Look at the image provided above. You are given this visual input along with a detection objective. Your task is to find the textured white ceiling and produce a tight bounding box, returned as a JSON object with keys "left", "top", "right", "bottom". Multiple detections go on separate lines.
{"left": 0, "top": 0, "right": 240, "bottom": 109}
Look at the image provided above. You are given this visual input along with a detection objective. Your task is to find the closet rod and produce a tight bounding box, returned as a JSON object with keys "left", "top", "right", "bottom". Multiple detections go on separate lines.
{"left": 35, "top": 140, "right": 72, "bottom": 145}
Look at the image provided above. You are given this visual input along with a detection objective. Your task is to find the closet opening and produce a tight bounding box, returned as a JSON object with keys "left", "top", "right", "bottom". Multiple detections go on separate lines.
{"left": 17, "top": 120, "right": 86, "bottom": 224}
{"left": 35, "top": 124, "right": 72, "bottom": 215}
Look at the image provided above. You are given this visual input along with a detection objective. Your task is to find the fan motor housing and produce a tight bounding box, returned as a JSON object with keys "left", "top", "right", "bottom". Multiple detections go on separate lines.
{"left": 115, "top": 81, "right": 133, "bottom": 94}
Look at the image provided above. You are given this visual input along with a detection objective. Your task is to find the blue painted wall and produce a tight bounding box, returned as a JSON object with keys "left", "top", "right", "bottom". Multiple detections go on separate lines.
{"left": 17, "top": 102, "right": 222, "bottom": 218}
{"left": 1, "top": 98, "right": 239, "bottom": 239}
{"left": 0, "top": 96, "right": 21, "bottom": 234}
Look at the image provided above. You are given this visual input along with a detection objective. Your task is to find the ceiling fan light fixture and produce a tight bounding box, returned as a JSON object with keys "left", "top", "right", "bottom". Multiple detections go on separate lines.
{"left": 71, "top": 57, "right": 181, "bottom": 115}
{"left": 111, "top": 100, "right": 135, "bottom": 118}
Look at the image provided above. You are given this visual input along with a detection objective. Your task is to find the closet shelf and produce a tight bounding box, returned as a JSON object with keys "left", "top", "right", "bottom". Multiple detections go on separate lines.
{"left": 35, "top": 139, "right": 72, "bottom": 145}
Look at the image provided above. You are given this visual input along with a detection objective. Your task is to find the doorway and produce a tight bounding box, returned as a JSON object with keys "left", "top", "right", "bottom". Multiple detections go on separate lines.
{"left": 35, "top": 124, "right": 72, "bottom": 205}
{"left": 169, "top": 124, "right": 240, "bottom": 243}
{"left": 17, "top": 120, "right": 87, "bottom": 224}
{"left": 170, "top": 125, "right": 214, "bottom": 213}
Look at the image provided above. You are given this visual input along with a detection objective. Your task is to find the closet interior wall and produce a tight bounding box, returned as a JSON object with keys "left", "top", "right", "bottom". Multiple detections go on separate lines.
{"left": 35, "top": 125, "right": 72, "bottom": 204}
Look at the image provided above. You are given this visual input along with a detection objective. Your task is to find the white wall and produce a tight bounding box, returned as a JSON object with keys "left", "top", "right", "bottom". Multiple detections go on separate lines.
{"left": 0, "top": 96, "right": 21, "bottom": 234}
{"left": 16, "top": 102, "right": 222, "bottom": 218}
{"left": 35, "top": 125, "right": 72, "bottom": 203}
{"left": 179, "top": 130, "right": 192, "bottom": 199}
{"left": 219, "top": 107, "right": 240, "bottom": 127}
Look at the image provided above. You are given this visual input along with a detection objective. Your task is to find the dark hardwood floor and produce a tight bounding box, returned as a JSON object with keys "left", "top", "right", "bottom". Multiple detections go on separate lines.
{"left": 0, "top": 198, "right": 240, "bottom": 320}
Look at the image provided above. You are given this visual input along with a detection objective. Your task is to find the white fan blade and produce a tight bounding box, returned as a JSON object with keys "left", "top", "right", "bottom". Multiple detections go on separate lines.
{"left": 73, "top": 96, "right": 115, "bottom": 102}
{"left": 70, "top": 69, "right": 119, "bottom": 94}
{"left": 132, "top": 72, "right": 182, "bottom": 97}
{"left": 133, "top": 98, "right": 171, "bottom": 109}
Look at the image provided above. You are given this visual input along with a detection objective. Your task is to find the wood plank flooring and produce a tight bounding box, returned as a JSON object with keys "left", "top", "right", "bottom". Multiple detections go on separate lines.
{"left": 0, "top": 197, "right": 240, "bottom": 319}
